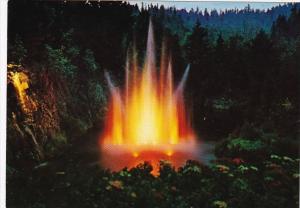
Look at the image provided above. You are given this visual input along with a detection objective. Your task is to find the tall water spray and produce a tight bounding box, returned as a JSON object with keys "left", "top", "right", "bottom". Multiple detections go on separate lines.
{"left": 100, "top": 20, "right": 199, "bottom": 173}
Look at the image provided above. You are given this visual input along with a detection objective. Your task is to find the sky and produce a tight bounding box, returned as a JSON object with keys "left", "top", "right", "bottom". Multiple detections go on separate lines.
{"left": 127, "top": 1, "right": 286, "bottom": 12}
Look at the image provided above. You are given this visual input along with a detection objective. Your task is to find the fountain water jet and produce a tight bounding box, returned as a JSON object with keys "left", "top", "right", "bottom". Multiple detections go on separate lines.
{"left": 100, "top": 20, "right": 199, "bottom": 173}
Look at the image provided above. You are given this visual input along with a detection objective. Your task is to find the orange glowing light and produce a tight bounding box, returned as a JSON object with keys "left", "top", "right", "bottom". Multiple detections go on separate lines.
{"left": 166, "top": 150, "right": 173, "bottom": 157}
{"left": 8, "top": 70, "right": 37, "bottom": 113}
{"left": 100, "top": 20, "right": 198, "bottom": 172}
{"left": 9, "top": 71, "right": 29, "bottom": 108}
{"left": 132, "top": 152, "right": 139, "bottom": 158}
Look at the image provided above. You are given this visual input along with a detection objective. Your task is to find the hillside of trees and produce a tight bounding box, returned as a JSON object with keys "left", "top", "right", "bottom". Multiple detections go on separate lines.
{"left": 147, "top": 3, "right": 300, "bottom": 40}
{"left": 6, "top": 1, "right": 299, "bottom": 207}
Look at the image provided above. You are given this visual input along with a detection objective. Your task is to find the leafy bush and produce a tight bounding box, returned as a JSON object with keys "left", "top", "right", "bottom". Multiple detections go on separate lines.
{"left": 6, "top": 155, "right": 299, "bottom": 208}
{"left": 61, "top": 115, "right": 88, "bottom": 139}
{"left": 45, "top": 45, "right": 77, "bottom": 79}
{"left": 215, "top": 137, "right": 267, "bottom": 162}
{"left": 44, "top": 132, "right": 68, "bottom": 157}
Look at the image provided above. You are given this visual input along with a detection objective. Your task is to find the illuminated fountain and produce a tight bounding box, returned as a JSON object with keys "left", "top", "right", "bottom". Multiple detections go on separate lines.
{"left": 100, "top": 20, "right": 199, "bottom": 173}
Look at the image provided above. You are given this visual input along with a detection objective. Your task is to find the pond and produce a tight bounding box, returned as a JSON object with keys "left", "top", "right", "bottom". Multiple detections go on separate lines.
{"left": 75, "top": 128, "right": 217, "bottom": 173}
{"left": 99, "top": 141, "right": 215, "bottom": 175}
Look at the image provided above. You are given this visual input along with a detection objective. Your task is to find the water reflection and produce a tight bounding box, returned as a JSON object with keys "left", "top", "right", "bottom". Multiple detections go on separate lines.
{"left": 100, "top": 141, "right": 215, "bottom": 175}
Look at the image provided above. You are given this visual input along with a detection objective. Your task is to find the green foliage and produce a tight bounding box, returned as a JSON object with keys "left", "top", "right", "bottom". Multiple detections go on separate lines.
{"left": 231, "top": 178, "right": 249, "bottom": 191}
{"left": 8, "top": 35, "right": 27, "bottom": 64}
{"left": 158, "top": 160, "right": 176, "bottom": 180}
{"left": 45, "top": 44, "right": 77, "bottom": 78}
{"left": 180, "top": 160, "right": 202, "bottom": 175}
{"left": 185, "top": 21, "right": 210, "bottom": 65}
{"left": 227, "top": 138, "right": 264, "bottom": 152}
{"left": 44, "top": 132, "right": 68, "bottom": 157}
{"left": 7, "top": 156, "right": 299, "bottom": 208}
{"left": 83, "top": 49, "right": 98, "bottom": 73}
{"left": 215, "top": 135, "right": 269, "bottom": 162}
{"left": 61, "top": 115, "right": 88, "bottom": 139}
{"left": 239, "top": 122, "right": 262, "bottom": 139}
{"left": 212, "top": 97, "right": 234, "bottom": 110}
{"left": 87, "top": 81, "right": 107, "bottom": 109}
{"left": 213, "top": 200, "right": 228, "bottom": 208}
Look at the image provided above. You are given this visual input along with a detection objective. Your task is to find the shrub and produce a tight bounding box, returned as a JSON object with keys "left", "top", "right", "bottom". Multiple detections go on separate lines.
{"left": 215, "top": 137, "right": 267, "bottom": 162}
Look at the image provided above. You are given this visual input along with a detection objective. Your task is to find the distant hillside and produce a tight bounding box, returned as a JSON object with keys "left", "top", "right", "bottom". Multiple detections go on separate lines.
{"left": 146, "top": 3, "right": 300, "bottom": 40}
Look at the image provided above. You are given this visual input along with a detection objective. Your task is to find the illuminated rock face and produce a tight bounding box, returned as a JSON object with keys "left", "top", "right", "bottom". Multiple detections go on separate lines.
{"left": 100, "top": 20, "right": 199, "bottom": 173}
{"left": 8, "top": 70, "right": 37, "bottom": 114}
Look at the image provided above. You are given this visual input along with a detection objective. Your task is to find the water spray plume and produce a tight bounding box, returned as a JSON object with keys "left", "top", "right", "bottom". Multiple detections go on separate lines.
{"left": 100, "top": 20, "right": 199, "bottom": 173}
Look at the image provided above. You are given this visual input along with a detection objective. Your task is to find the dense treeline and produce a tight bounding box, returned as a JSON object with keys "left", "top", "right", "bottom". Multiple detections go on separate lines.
{"left": 6, "top": 1, "right": 299, "bottom": 207}
{"left": 144, "top": 2, "right": 300, "bottom": 42}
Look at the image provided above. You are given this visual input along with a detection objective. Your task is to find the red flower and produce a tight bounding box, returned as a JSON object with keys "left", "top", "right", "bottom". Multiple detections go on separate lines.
{"left": 232, "top": 158, "right": 244, "bottom": 165}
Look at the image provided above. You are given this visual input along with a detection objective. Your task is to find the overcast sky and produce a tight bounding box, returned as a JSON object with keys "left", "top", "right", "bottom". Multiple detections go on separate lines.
{"left": 127, "top": 1, "right": 285, "bottom": 12}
